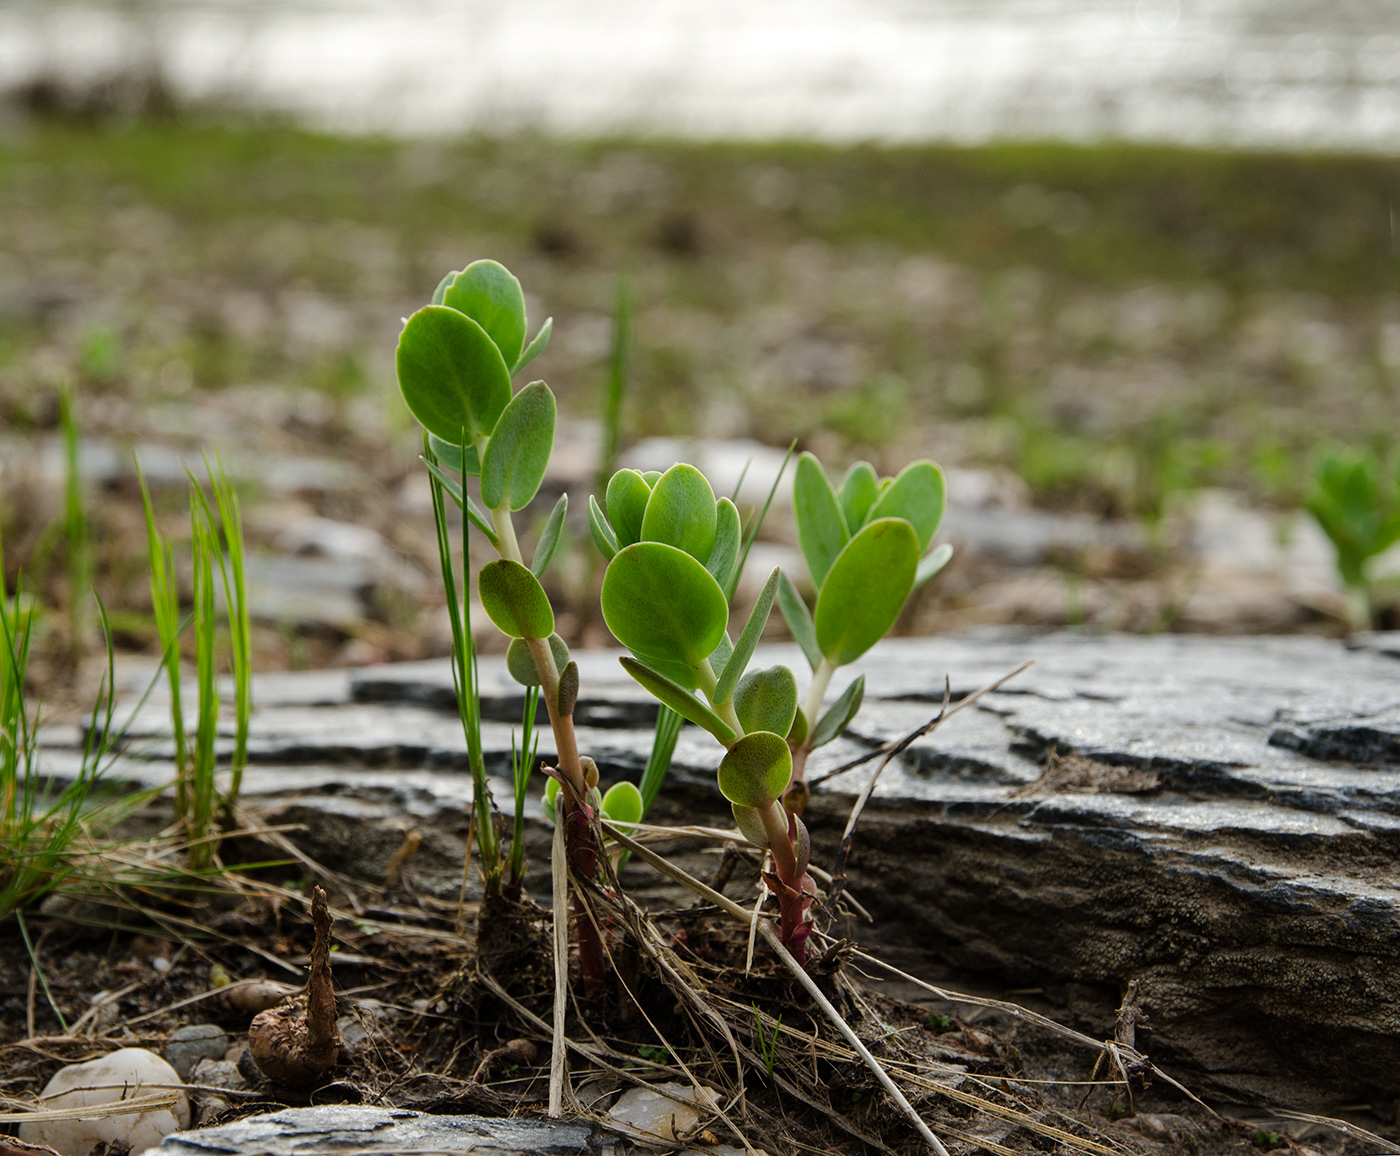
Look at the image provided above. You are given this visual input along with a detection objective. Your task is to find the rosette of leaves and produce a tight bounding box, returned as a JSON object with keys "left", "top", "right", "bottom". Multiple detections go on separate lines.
{"left": 778, "top": 453, "right": 952, "bottom": 794}
{"left": 594, "top": 465, "right": 818, "bottom": 959}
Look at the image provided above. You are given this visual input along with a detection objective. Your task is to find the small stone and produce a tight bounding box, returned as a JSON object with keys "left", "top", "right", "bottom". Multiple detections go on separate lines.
{"left": 189, "top": 1059, "right": 248, "bottom": 1092}
{"left": 164, "top": 1025, "right": 230, "bottom": 1081}
{"left": 18, "top": 1047, "right": 190, "bottom": 1156}
{"left": 608, "top": 1081, "right": 720, "bottom": 1142}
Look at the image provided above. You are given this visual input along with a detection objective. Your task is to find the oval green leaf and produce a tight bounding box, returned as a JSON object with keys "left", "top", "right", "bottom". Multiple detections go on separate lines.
{"left": 641, "top": 463, "right": 717, "bottom": 563}
{"left": 706, "top": 497, "right": 741, "bottom": 589}
{"left": 479, "top": 558, "right": 555, "bottom": 640}
{"left": 734, "top": 665, "right": 798, "bottom": 739}
{"left": 601, "top": 781, "right": 644, "bottom": 831}
{"left": 776, "top": 569, "right": 821, "bottom": 671}
{"left": 731, "top": 803, "right": 769, "bottom": 850}
{"left": 786, "top": 707, "right": 808, "bottom": 748}
{"left": 506, "top": 633, "right": 570, "bottom": 687}
{"left": 480, "top": 380, "right": 556, "bottom": 511}
{"left": 714, "top": 567, "right": 780, "bottom": 705}
{"left": 606, "top": 469, "right": 652, "bottom": 548}
{"left": 601, "top": 542, "right": 728, "bottom": 670}
{"left": 443, "top": 260, "right": 527, "bottom": 369}
{"left": 618, "top": 656, "right": 736, "bottom": 744}
{"left": 838, "top": 461, "right": 880, "bottom": 533}
{"left": 814, "top": 518, "right": 919, "bottom": 665}
{"left": 914, "top": 542, "right": 953, "bottom": 589}
{"left": 532, "top": 493, "right": 568, "bottom": 577}
{"left": 513, "top": 316, "right": 553, "bottom": 375}
{"left": 588, "top": 494, "right": 618, "bottom": 560}
{"left": 430, "top": 269, "right": 458, "bottom": 306}
{"left": 794, "top": 452, "right": 848, "bottom": 590}
{"left": 717, "top": 731, "right": 792, "bottom": 809}
{"left": 866, "top": 460, "right": 945, "bottom": 553}
{"left": 396, "top": 305, "right": 512, "bottom": 444}
{"left": 810, "top": 674, "right": 865, "bottom": 749}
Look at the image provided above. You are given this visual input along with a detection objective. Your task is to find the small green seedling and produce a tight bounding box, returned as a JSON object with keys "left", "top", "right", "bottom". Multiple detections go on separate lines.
{"left": 779, "top": 453, "right": 951, "bottom": 794}
{"left": 1306, "top": 445, "right": 1400, "bottom": 629}
{"left": 753, "top": 1004, "right": 782, "bottom": 1075}
{"left": 1254, "top": 1131, "right": 1284, "bottom": 1150}
{"left": 925, "top": 1013, "right": 951, "bottom": 1031}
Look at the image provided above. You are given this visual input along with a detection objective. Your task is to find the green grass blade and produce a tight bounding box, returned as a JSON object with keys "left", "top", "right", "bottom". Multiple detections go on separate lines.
{"left": 728, "top": 439, "right": 796, "bottom": 602}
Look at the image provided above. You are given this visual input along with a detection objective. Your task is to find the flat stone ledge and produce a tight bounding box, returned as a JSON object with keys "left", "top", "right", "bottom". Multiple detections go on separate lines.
{"left": 142, "top": 1106, "right": 601, "bottom": 1156}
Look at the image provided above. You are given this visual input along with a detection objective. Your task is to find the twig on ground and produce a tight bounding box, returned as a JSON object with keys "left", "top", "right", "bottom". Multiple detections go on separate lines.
{"left": 809, "top": 661, "right": 1033, "bottom": 790}
{"left": 548, "top": 811, "right": 569, "bottom": 1118}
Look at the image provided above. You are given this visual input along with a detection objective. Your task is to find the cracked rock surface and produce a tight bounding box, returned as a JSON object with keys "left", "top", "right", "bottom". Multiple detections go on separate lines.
{"left": 142, "top": 1106, "right": 599, "bottom": 1155}
{"left": 70, "top": 629, "right": 1400, "bottom": 1107}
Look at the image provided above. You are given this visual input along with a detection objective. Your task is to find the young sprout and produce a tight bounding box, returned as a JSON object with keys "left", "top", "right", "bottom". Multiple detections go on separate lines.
{"left": 397, "top": 260, "right": 617, "bottom": 990}
{"left": 778, "top": 453, "right": 952, "bottom": 800}
{"left": 1306, "top": 445, "right": 1400, "bottom": 630}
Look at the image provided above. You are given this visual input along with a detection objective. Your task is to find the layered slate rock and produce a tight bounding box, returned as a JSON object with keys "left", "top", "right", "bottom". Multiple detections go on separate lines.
{"left": 144, "top": 1106, "right": 598, "bottom": 1155}
{"left": 79, "top": 630, "right": 1400, "bottom": 1107}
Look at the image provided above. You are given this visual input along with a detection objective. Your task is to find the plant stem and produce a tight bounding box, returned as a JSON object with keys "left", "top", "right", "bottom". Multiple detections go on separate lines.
{"left": 790, "top": 655, "right": 836, "bottom": 790}
{"left": 493, "top": 503, "right": 606, "bottom": 993}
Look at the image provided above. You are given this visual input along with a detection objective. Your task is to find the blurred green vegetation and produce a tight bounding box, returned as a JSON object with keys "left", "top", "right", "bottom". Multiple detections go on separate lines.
{"left": 1, "top": 116, "right": 1397, "bottom": 524}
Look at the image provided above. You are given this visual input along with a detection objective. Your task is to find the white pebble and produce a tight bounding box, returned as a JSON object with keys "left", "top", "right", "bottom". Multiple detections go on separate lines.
{"left": 19, "top": 1047, "right": 191, "bottom": 1156}
{"left": 608, "top": 1081, "right": 719, "bottom": 1142}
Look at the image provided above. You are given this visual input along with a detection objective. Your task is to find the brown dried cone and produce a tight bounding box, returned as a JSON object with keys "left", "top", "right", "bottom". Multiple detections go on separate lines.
{"left": 248, "top": 885, "right": 341, "bottom": 1088}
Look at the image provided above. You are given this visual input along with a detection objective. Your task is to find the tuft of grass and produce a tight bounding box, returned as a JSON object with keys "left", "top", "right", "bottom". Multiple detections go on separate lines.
{"left": 425, "top": 434, "right": 498, "bottom": 892}
{"left": 206, "top": 454, "right": 252, "bottom": 806}
{"left": 137, "top": 461, "right": 189, "bottom": 805}
{"left": 187, "top": 482, "right": 221, "bottom": 872}
{"left": 59, "top": 386, "right": 90, "bottom": 664}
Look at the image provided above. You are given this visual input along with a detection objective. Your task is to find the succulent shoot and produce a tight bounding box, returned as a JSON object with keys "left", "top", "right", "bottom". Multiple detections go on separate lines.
{"left": 780, "top": 453, "right": 952, "bottom": 797}
{"left": 397, "top": 261, "right": 610, "bottom": 990}
{"left": 592, "top": 467, "right": 819, "bottom": 959}
{"left": 1306, "top": 446, "right": 1400, "bottom": 630}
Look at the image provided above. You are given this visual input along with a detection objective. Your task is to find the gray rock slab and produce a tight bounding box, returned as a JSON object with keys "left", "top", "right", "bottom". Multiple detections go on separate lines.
{"left": 81, "top": 630, "right": 1400, "bottom": 1105}
{"left": 143, "top": 1106, "right": 599, "bottom": 1155}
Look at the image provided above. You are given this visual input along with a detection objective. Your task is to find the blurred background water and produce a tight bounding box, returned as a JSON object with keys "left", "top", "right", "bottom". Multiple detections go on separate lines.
{"left": 2, "top": 0, "right": 1399, "bottom": 690}
{"left": 5, "top": 0, "right": 1400, "bottom": 145}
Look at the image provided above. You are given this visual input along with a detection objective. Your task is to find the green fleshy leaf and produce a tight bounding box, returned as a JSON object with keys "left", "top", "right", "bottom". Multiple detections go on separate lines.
{"left": 734, "top": 665, "right": 798, "bottom": 738}
{"left": 427, "top": 433, "right": 481, "bottom": 477}
{"left": 506, "top": 633, "right": 570, "bottom": 687}
{"left": 776, "top": 569, "right": 821, "bottom": 671}
{"left": 786, "top": 707, "right": 808, "bottom": 747}
{"left": 706, "top": 497, "right": 741, "bottom": 590}
{"left": 867, "top": 460, "right": 945, "bottom": 553}
{"left": 794, "top": 452, "right": 849, "bottom": 589}
{"left": 544, "top": 775, "right": 559, "bottom": 822}
{"left": 589, "top": 494, "right": 619, "bottom": 561}
{"left": 396, "top": 305, "right": 512, "bottom": 444}
{"left": 430, "top": 270, "right": 458, "bottom": 306}
{"left": 419, "top": 456, "right": 499, "bottom": 547}
{"left": 838, "top": 461, "right": 881, "bottom": 533}
{"left": 914, "top": 542, "right": 954, "bottom": 589}
{"left": 810, "top": 675, "right": 865, "bottom": 748}
{"left": 532, "top": 493, "right": 568, "bottom": 577}
{"left": 606, "top": 469, "right": 652, "bottom": 548}
{"left": 642, "top": 463, "right": 718, "bottom": 563}
{"left": 513, "top": 316, "right": 552, "bottom": 375}
{"left": 731, "top": 803, "right": 769, "bottom": 849}
{"left": 443, "top": 260, "right": 527, "bottom": 368}
{"left": 619, "top": 656, "right": 736, "bottom": 744}
{"left": 480, "top": 380, "right": 555, "bottom": 511}
{"left": 815, "top": 518, "right": 919, "bottom": 665}
{"left": 717, "top": 731, "right": 792, "bottom": 808}
{"left": 641, "top": 470, "right": 662, "bottom": 486}
{"left": 479, "top": 558, "right": 555, "bottom": 639}
{"left": 709, "top": 631, "right": 734, "bottom": 680}
{"left": 601, "top": 542, "right": 729, "bottom": 672}
{"left": 714, "top": 567, "right": 780, "bottom": 705}
{"left": 602, "top": 780, "right": 644, "bottom": 831}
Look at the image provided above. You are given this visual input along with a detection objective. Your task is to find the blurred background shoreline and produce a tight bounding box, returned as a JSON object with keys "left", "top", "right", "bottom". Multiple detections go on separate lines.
{"left": 5, "top": 0, "right": 1400, "bottom": 148}
{"left": 1, "top": 1, "right": 1398, "bottom": 701}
